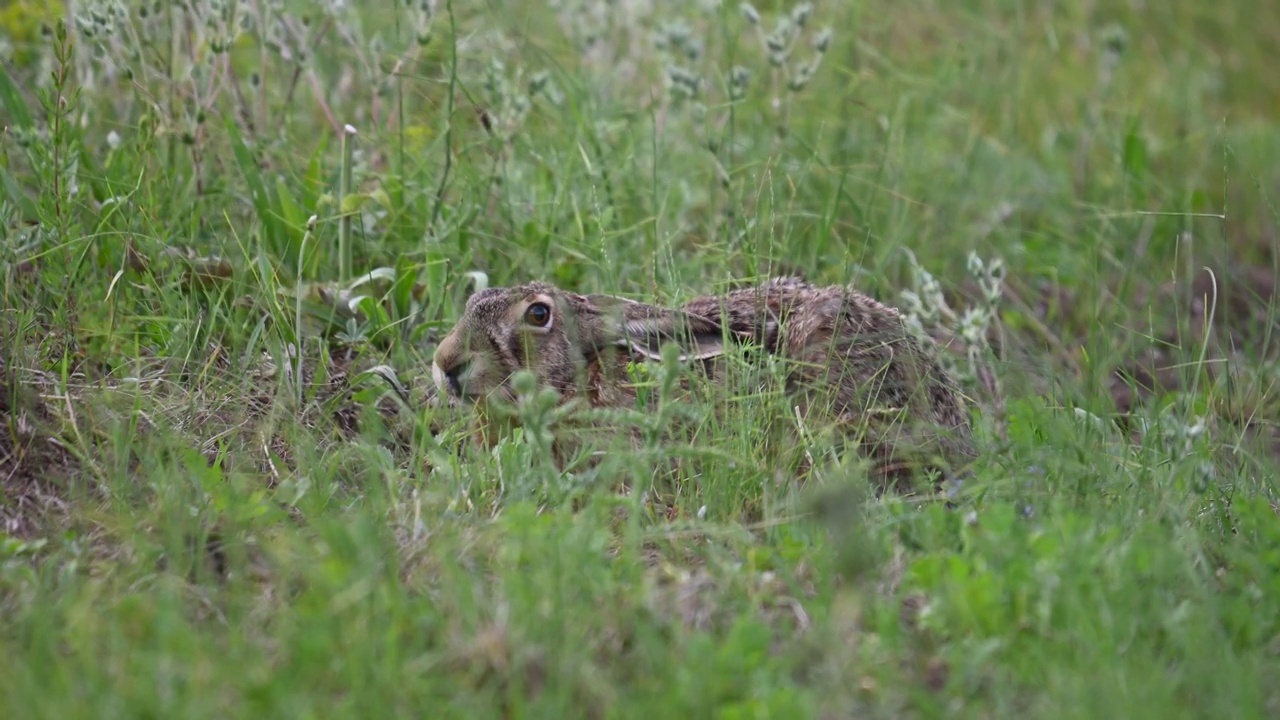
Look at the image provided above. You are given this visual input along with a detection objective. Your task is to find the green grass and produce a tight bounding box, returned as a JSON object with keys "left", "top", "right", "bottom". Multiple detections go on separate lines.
{"left": 3, "top": 0, "right": 1280, "bottom": 717}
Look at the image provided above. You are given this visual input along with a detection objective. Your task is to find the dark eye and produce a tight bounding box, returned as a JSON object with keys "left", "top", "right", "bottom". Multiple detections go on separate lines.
{"left": 524, "top": 302, "right": 552, "bottom": 327}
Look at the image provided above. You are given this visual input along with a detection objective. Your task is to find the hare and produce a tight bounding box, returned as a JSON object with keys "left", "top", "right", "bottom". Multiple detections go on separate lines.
{"left": 431, "top": 276, "right": 978, "bottom": 487}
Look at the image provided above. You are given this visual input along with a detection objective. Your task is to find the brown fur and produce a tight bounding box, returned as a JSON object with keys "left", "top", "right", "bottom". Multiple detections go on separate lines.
{"left": 432, "top": 277, "right": 978, "bottom": 486}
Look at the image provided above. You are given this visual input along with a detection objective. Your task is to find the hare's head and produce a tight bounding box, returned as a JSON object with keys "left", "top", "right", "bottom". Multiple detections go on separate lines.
{"left": 431, "top": 282, "right": 733, "bottom": 404}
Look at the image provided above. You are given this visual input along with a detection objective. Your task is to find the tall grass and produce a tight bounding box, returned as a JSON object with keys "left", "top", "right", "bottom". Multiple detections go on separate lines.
{"left": 2, "top": 0, "right": 1279, "bottom": 717}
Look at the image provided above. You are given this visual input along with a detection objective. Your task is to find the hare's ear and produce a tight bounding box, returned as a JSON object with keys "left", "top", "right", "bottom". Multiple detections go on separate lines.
{"left": 585, "top": 294, "right": 729, "bottom": 361}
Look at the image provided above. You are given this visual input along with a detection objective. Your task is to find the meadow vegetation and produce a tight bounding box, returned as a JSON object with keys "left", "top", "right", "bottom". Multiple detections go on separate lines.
{"left": 2, "top": 0, "right": 1280, "bottom": 716}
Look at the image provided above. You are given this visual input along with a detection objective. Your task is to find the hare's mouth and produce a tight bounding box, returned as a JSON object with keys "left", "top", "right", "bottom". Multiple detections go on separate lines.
{"left": 444, "top": 386, "right": 482, "bottom": 402}
{"left": 432, "top": 361, "right": 479, "bottom": 402}
{"left": 431, "top": 361, "right": 519, "bottom": 406}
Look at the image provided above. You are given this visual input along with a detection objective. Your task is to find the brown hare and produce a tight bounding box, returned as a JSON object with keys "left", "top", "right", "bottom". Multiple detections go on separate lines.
{"left": 430, "top": 276, "right": 978, "bottom": 488}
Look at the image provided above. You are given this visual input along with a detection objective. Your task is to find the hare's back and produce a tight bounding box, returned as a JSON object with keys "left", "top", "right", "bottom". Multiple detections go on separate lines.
{"left": 683, "top": 279, "right": 976, "bottom": 471}
{"left": 682, "top": 281, "right": 913, "bottom": 354}
{"left": 711, "top": 282, "right": 965, "bottom": 421}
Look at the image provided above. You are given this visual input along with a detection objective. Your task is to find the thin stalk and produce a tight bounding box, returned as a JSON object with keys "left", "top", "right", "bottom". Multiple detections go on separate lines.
{"left": 338, "top": 124, "right": 356, "bottom": 284}
{"left": 429, "top": 0, "right": 458, "bottom": 231}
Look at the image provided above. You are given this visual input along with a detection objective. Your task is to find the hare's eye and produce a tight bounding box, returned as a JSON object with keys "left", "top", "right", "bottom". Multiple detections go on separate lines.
{"left": 524, "top": 302, "right": 552, "bottom": 328}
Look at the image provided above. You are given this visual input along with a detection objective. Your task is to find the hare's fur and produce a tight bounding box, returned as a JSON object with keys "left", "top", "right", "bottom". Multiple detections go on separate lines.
{"left": 432, "top": 277, "right": 977, "bottom": 483}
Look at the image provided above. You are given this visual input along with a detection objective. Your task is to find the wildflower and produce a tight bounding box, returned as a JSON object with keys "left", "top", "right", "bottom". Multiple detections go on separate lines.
{"left": 813, "top": 27, "right": 832, "bottom": 53}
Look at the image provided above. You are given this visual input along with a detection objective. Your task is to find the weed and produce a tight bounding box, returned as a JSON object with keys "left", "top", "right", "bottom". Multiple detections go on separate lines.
{"left": 2, "top": 1, "right": 1280, "bottom": 718}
